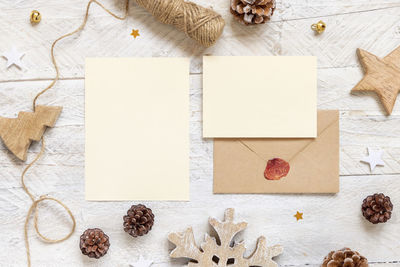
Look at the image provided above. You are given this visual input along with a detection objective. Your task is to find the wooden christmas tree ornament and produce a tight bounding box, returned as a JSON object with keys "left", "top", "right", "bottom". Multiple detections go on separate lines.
{"left": 352, "top": 46, "right": 400, "bottom": 115}
{"left": 0, "top": 105, "right": 62, "bottom": 161}
{"left": 168, "top": 208, "right": 283, "bottom": 267}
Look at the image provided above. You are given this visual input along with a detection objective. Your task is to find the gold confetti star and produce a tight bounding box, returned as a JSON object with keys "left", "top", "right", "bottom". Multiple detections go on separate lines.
{"left": 131, "top": 29, "right": 140, "bottom": 39}
{"left": 294, "top": 211, "right": 303, "bottom": 221}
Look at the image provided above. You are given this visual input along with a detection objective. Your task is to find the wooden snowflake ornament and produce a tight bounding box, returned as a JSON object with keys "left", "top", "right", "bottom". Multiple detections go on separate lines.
{"left": 168, "top": 208, "right": 283, "bottom": 267}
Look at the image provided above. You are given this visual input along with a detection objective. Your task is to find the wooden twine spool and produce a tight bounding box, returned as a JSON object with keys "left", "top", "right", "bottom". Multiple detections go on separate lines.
{"left": 133, "top": 0, "right": 225, "bottom": 47}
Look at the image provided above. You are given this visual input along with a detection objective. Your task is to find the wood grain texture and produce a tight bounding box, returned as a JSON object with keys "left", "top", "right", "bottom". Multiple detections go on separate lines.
{"left": 168, "top": 208, "right": 283, "bottom": 267}
{"left": 352, "top": 47, "right": 400, "bottom": 115}
{"left": 0, "top": 0, "right": 400, "bottom": 266}
{"left": 0, "top": 105, "right": 62, "bottom": 161}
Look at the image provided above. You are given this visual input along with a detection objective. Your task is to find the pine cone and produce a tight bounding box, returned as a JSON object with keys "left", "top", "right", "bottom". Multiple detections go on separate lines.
{"left": 123, "top": 204, "right": 154, "bottom": 237}
{"left": 362, "top": 193, "right": 393, "bottom": 224}
{"left": 79, "top": 228, "right": 110, "bottom": 259}
{"left": 230, "top": 0, "right": 275, "bottom": 25}
{"left": 322, "top": 248, "right": 368, "bottom": 267}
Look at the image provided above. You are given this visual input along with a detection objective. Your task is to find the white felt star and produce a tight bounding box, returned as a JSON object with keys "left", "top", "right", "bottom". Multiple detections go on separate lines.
{"left": 2, "top": 47, "right": 25, "bottom": 69}
{"left": 130, "top": 256, "right": 153, "bottom": 267}
{"left": 361, "top": 147, "right": 385, "bottom": 171}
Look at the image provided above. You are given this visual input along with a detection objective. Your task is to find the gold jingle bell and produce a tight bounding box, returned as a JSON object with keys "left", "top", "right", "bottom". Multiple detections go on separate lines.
{"left": 30, "top": 10, "right": 41, "bottom": 24}
{"left": 311, "top": 20, "right": 326, "bottom": 34}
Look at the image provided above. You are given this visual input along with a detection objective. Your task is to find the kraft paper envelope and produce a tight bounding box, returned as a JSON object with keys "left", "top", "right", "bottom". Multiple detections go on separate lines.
{"left": 203, "top": 56, "right": 317, "bottom": 138}
{"left": 214, "top": 110, "right": 339, "bottom": 194}
{"left": 85, "top": 58, "right": 190, "bottom": 201}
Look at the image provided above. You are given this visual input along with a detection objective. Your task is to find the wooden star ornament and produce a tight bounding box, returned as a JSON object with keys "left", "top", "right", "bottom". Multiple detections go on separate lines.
{"left": 352, "top": 46, "right": 400, "bottom": 115}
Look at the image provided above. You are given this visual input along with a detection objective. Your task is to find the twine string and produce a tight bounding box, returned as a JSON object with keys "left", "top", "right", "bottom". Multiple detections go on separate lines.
{"left": 32, "top": 0, "right": 130, "bottom": 110}
{"left": 24, "top": 1, "right": 130, "bottom": 266}
{"left": 133, "top": 0, "right": 224, "bottom": 47}
{"left": 23, "top": 0, "right": 222, "bottom": 265}
{"left": 22, "top": 139, "right": 76, "bottom": 267}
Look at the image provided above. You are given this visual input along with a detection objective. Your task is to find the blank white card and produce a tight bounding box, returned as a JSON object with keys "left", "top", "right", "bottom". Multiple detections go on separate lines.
{"left": 203, "top": 56, "right": 317, "bottom": 138}
{"left": 85, "top": 58, "right": 190, "bottom": 201}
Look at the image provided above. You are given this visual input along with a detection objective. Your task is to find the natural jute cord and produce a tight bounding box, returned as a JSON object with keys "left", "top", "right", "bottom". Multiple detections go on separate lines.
{"left": 24, "top": 0, "right": 223, "bottom": 265}
{"left": 25, "top": 1, "right": 129, "bottom": 266}
{"left": 133, "top": 0, "right": 225, "bottom": 47}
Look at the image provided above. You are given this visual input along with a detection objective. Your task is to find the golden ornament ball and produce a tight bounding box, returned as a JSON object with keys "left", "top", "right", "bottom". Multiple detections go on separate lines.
{"left": 311, "top": 20, "right": 326, "bottom": 34}
{"left": 30, "top": 10, "right": 41, "bottom": 23}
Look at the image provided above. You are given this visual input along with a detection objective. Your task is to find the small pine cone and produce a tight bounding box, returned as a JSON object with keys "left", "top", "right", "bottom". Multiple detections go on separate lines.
{"left": 79, "top": 228, "right": 110, "bottom": 259}
{"left": 123, "top": 204, "right": 154, "bottom": 237}
{"left": 362, "top": 193, "right": 393, "bottom": 224}
{"left": 230, "top": 0, "right": 275, "bottom": 25}
{"left": 322, "top": 248, "right": 368, "bottom": 267}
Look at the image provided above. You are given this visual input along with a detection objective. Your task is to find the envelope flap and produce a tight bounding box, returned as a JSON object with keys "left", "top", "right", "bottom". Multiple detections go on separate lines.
{"left": 239, "top": 110, "right": 339, "bottom": 161}
{"left": 213, "top": 110, "right": 340, "bottom": 194}
{"left": 316, "top": 110, "right": 339, "bottom": 136}
{"left": 238, "top": 138, "right": 310, "bottom": 161}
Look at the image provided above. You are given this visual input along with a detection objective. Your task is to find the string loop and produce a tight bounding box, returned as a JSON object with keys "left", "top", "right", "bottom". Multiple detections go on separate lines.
{"left": 24, "top": 1, "right": 130, "bottom": 266}
{"left": 23, "top": 0, "right": 222, "bottom": 265}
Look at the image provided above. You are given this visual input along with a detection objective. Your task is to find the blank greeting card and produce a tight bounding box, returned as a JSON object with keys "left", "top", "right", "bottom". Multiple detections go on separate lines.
{"left": 85, "top": 58, "right": 190, "bottom": 201}
{"left": 203, "top": 56, "right": 317, "bottom": 138}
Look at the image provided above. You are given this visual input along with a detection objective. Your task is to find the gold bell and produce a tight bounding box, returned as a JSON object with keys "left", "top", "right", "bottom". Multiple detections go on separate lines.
{"left": 311, "top": 20, "right": 326, "bottom": 34}
{"left": 30, "top": 10, "right": 41, "bottom": 24}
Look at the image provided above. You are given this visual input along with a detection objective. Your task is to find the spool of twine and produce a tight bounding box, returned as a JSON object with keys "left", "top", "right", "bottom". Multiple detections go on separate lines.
{"left": 133, "top": 0, "right": 225, "bottom": 47}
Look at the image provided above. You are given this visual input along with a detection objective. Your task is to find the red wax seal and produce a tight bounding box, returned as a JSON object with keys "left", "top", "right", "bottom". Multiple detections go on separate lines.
{"left": 264, "top": 158, "right": 290, "bottom": 180}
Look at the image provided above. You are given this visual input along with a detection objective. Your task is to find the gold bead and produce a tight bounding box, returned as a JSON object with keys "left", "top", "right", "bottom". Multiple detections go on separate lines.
{"left": 311, "top": 20, "right": 326, "bottom": 34}
{"left": 30, "top": 10, "right": 41, "bottom": 24}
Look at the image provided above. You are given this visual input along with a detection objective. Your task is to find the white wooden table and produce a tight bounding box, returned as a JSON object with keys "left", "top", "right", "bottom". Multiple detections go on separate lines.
{"left": 1, "top": 0, "right": 400, "bottom": 266}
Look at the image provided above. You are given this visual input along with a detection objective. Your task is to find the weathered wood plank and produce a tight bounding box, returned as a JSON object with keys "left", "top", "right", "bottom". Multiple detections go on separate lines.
{"left": 276, "top": 0, "right": 400, "bottom": 20}
{"left": 1, "top": 1, "right": 400, "bottom": 81}
{"left": 1, "top": 174, "right": 399, "bottom": 266}
{"left": 1, "top": 77, "right": 400, "bottom": 176}
{"left": 1, "top": 0, "right": 400, "bottom": 266}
